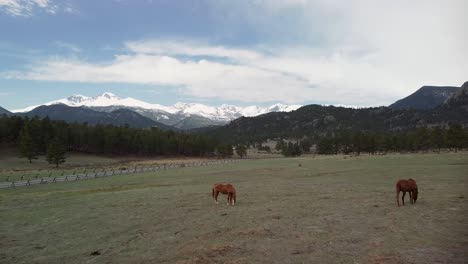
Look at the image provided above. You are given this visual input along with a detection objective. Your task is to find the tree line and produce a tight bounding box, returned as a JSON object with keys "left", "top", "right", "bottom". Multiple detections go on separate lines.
{"left": 2, "top": 115, "right": 466, "bottom": 163}
{"left": 267, "top": 125, "right": 467, "bottom": 157}
{"left": 0, "top": 115, "right": 233, "bottom": 165}
{"left": 314, "top": 125, "right": 468, "bottom": 155}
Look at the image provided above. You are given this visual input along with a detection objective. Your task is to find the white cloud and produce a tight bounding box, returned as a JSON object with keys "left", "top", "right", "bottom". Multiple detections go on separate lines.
{"left": 0, "top": 0, "right": 67, "bottom": 16}
{"left": 1, "top": 0, "right": 467, "bottom": 106}
{"left": 126, "top": 40, "right": 261, "bottom": 61}
{"left": 55, "top": 41, "right": 81, "bottom": 53}
{"left": 3, "top": 53, "right": 312, "bottom": 104}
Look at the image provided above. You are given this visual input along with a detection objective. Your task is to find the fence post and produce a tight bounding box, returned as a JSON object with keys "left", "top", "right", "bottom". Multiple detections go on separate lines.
{"left": 26, "top": 179, "right": 31, "bottom": 186}
{"left": 53, "top": 177, "right": 57, "bottom": 183}
{"left": 10, "top": 182, "right": 15, "bottom": 188}
{"left": 65, "top": 176, "right": 68, "bottom": 182}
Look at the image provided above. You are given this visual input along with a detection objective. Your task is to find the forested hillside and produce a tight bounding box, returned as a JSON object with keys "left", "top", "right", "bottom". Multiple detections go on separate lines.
{"left": 0, "top": 115, "right": 226, "bottom": 157}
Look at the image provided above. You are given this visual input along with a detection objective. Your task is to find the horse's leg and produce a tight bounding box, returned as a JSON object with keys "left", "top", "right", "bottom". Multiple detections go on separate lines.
{"left": 396, "top": 189, "right": 400, "bottom": 207}
{"left": 409, "top": 191, "right": 413, "bottom": 204}
{"left": 227, "top": 193, "right": 231, "bottom": 205}
{"left": 402, "top": 191, "right": 406, "bottom": 206}
{"left": 214, "top": 191, "right": 219, "bottom": 204}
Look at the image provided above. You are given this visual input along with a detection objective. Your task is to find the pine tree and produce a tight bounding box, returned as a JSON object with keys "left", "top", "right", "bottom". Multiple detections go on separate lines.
{"left": 430, "top": 127, "right": 445, "bottom": 153}
{"left": 46, "top": 138, "right": 66, "bottom": 168}
{"left": 18, "top": 125, "right": 38, "bottom": 163}
{"left": 446, "top": 124, "right": 465, "bottom": 152}
{"left": 236, "top": 144, "right": 247, "bottom": 158}
{"left": 217, "top": 144, "right": 233, "bottom": 158}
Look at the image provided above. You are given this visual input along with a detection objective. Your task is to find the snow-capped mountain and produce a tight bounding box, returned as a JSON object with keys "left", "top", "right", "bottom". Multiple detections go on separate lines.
{"left": 14, "top": 92, "right": 173, "bottom": 113}
{"left": 13, "top": 92, "right": 302, "bottom": 129}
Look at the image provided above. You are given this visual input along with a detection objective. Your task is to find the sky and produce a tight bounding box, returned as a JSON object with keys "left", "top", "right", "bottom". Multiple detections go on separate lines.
{"left": 0, "top": 0, "right": 467, "bottom": 111}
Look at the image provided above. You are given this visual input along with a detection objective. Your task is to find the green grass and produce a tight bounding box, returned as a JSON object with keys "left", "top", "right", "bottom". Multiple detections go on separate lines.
{"left": 0, "top": 153, "right": 467, "bottom": 263}
{"left": 0, "top": 151, "right": 126, "bottom": 182}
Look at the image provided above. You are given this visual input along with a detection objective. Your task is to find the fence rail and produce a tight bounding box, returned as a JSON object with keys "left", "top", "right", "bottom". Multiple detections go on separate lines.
{"left": 0, "top": 159, "right": 242, "bottom": 190}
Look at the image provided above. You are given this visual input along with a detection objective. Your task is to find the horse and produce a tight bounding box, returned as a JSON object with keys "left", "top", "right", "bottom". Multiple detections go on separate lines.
{"left": 408, "top": 178, "right": 418, "bottom": 203}
{"left": 396, "top": 178, "right": 418, "bottom": 207}
{"left": 212, "top": 183, "right": 236, "bottom": 206}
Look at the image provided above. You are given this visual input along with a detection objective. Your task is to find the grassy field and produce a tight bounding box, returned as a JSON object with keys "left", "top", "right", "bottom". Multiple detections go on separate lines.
{"left": 0, "top": 150, "right": 215, "bottom": 182}
{"left": 0, "top": 152, "right": 467, "bottom": 263}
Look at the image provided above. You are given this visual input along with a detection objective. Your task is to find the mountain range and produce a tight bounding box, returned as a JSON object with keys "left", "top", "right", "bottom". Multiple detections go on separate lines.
{"left": 19, "top": 104, "right": 174, "bottom": 130}
{"left": 2, "top": 82, "right": 466, "bottom": 132}
{"left": 12, "top": 92, "right": 301, "bottom": 129}
{"left": 205, "top": 82, "right": 468, "bottom": 142}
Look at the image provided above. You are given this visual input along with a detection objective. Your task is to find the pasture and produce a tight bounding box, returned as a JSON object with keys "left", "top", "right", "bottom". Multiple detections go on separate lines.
{"left": 0, "top": 149, "right": 215, "bottom": 182}
{"left": 1, "top": 152, "right": 467, "bottom": 263}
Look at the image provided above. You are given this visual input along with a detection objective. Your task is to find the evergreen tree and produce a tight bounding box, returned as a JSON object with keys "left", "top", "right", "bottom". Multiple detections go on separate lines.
{"left": 299, "top": 139, "right": 312, "bottom": 153}
{"left": 217, "top": 144, "right": 233, "bottom": 158}
{"left": 46, "top": 138, "right": 66, "bottom": 168}
{"left": 18, "top": 125, "right": 38, "bottom": 163}
{"left": 317, "top": 137, "right": 334, "bottom": 154}
{"left": 414, "top": 127, "right": 430, "bottom": 151}
{"left": 446, "top": 124, "right": 465, "bottom": 152}
{"left": 352, "top": 132, "right": 363, "bottom": 155}
{"left": 282, "top": 142, "right": 302, "bottom": 157}
{"left": 236, "top": 144, "right": 247, "bottom": 158}
{"left": 430, "top": 127, "right": 445, "bottom": 153}
{"left": 275, "top": 139, "right": 285, "bottom": 151}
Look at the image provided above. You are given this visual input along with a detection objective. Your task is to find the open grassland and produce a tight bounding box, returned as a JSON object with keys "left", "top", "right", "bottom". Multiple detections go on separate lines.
{"left": 1, "top": 153, "right": 467, "bottom": 263}
{"left": 0, "top": 150, "right": 213, "bottom": 182}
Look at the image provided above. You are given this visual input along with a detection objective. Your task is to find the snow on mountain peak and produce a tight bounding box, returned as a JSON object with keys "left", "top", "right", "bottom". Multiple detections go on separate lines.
{"left": 99, "top": 92, "right": 119, "bottom": 100}
{"left": 65, "top": 94, "right": 91, "bottom": 104}
{"left": 12, "top": 92, "right": 302, "bottom": 121}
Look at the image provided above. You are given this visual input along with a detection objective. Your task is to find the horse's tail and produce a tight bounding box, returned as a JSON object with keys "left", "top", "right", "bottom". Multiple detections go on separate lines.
{"left": 212, "top": 187, "right": 215, "bottom": 198}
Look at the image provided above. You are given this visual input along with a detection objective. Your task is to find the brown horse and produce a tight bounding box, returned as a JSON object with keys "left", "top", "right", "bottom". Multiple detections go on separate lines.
{"left": 396, "top": 178, "right": 418, "bottom": 207}
{"left": 212, "top": 183, "right": 236, "bottom": 206}
{"left": 408, "top": 178, "right": 418, "bottom": 203}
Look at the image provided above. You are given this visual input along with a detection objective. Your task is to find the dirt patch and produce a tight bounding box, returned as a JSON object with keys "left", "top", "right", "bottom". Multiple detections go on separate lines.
{"left": 236, "top": 228, "right": 273, "bottom": 238}
{"left": 176, "top": 245, "right": 247, "bottom": 264}
{"left": 367, "top": 254, "right": 402, "bottom": 264}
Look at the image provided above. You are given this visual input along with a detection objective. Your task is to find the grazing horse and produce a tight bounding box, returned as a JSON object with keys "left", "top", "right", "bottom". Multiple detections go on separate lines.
{"left": 212, "top": 183, "right": 236, "bottom": 206}
{"left": 396, "top": 178, "right": 418, "bottom": 207}
{"left": 407, "top": 178, "right": 418, "bottom": 203}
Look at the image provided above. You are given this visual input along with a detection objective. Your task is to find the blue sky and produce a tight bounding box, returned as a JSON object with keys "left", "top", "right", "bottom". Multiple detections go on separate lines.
{"left": 0, "top": 0, "right": 467, "bottom": 111}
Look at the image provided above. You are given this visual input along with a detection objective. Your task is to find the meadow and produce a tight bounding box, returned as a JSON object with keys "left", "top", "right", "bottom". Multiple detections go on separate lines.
{"left": 0, "top": 149, "right": 216, "bottom": 182}
{"left": 0, "top": 152, "right": 467, "bottom": 263}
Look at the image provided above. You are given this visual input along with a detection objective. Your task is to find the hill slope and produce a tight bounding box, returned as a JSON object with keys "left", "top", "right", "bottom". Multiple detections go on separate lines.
{"left": 443, "top": 82, "right": 468, "bottom": 111}
{"left": 20, "top": 104, "right": 175, "bottom": 130}
{"left": 205, "top": 103, "right": 468, "bottom": 143}
{"left": 389, "top": 86, "right": 459, "bottom": 110}
{"left": 0, "top": 106, "right": 11, "bottom": 116}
